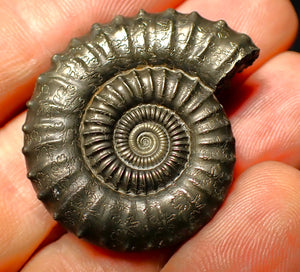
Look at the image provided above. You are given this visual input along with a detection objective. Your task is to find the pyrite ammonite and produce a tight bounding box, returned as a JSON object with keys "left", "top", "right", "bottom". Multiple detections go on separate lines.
{"left": 22, "top": 9, "right": 259, "bottom": 251}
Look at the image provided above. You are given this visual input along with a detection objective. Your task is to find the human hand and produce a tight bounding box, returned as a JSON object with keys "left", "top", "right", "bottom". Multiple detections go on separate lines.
{"left": 0, "top": 0, "right": 299, "bottom": 271}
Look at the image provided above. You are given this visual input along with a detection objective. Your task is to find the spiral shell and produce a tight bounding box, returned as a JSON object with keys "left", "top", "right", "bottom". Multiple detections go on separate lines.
{"left": 22, "top": 9, "right": 259, "bottom": 251}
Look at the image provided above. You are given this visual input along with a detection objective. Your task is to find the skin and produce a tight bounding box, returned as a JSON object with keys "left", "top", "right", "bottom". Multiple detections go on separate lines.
{"left": 0, "top": 0, "right": 299, "bottom": 271}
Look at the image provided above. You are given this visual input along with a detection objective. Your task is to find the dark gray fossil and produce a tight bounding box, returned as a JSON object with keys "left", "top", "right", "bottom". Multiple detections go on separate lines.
{"left": 22, "top": 9, "right": 259, "bottom": 251}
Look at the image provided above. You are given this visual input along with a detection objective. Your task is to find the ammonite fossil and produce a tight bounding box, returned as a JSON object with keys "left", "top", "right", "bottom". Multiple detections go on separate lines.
{"left": 22, "top": 9, "right": 259, "bottom": 251}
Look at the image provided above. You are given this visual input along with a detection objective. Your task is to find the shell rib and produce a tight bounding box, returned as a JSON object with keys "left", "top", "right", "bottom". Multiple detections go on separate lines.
{"left": 23, "top": 9, "right": 259, "bottom": 251}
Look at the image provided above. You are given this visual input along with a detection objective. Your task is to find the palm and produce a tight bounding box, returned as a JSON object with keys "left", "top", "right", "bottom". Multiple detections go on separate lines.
{"left": 0, "top": 0, "right": 299, "bottom": 271}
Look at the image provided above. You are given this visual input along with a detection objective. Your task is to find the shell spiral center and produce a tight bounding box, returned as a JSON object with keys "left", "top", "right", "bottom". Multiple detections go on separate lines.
{"left": 114, "top": 108, "right": 171, "bottom": 169}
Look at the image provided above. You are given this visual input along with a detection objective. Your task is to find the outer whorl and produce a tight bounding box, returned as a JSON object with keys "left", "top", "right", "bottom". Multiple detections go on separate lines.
{"left": 22, "top": 9, "right": 259, "bottom": 251}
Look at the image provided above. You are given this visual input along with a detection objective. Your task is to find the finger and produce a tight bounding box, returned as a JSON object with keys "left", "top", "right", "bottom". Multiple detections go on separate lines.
{"left": 230, "top": 51, "right": 300, "bottom": 175}
{"left": 177, "top": 0, "right": 298, "bottom": 77}
{"left": 0, "top": 0, "right": 183, "bottom": 125}
{"left": 0, "top": 113, "right": 57, "bottom": 272}
{"left": 162, "top": 161, "right": 300, "bottom": 271}
{"left": 21, "top": 234, "right": 171, "bottom": 272}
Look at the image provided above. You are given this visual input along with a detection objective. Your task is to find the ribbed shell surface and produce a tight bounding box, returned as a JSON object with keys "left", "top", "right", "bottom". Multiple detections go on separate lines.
{"left": 23, "top": 9, "right": 259, "bottom": 251}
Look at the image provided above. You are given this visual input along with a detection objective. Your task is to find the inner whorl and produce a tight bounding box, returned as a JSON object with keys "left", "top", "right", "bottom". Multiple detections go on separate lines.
{"left": 80, "top": 67, "right": 192, "bottom": 195}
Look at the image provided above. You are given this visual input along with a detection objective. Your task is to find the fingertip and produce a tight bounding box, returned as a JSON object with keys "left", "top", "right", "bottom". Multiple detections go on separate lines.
{"left": 22, "top": 233, "right": 170, "bottom": 272}
{"left": 231, "top": 51, "right": 300, "bottom": 175}
{"left": 163, "top": 161, "right": 300, "bottom": 271}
